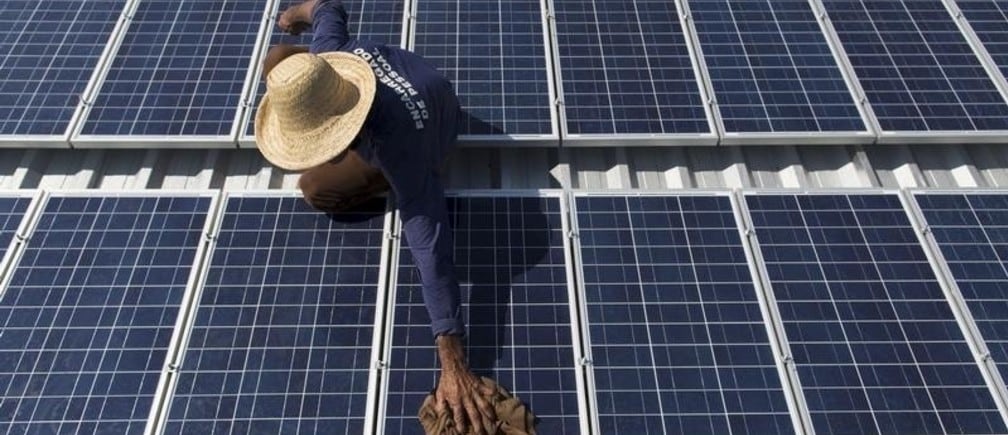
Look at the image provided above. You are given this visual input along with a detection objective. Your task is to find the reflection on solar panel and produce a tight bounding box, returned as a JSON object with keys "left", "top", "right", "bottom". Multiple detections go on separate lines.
{"left": 0, "top": 194, "right": 211, "bottom": 434}
{"left": 551, "top": 0, "right": 711, "bottom": 137}
{"left": 747, "top": 193, "right": 1007, "bottom": 434}
{"left": 411, "top": 0, "right": 554, "bottom": 137}
{"left": 689, "top": 0, "right": 865, "bottom": 134}
{"left": 0, "top": 1, "right": 126, "bottom": 136}
{"left": 80, "top": 0, "right": 265, "bottom": 137}
{"left": 573, "top": 195, "right": 795, "bottom": 434}
{"left": 382, "top": 196, "right": 582, "bottom": 434}
{"left": 956, "top": 0, "right": 1008, "bottom": 79}
{"left": 915, "top": 193, "right": 1008, "bottom": 382}
{"left": 164, "top": 195, "right": 388, "bottom": 433}
{"left": 0, "top": 194, "right": 32, "bottom": 251}
{"left": 242, "top": 0, "right": 405, "bottom": 140}
{"left": 821, "top": 0, "right": 1008, "bottom": 132}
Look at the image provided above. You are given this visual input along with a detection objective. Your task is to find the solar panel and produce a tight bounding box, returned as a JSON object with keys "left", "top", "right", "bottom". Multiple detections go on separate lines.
{"left": 0, "top": 1, "right": 127, "bottom": 137}
{"left": 380, "top": 195, "right": 584, "bottom": 434}
{"left": 955, "top": 0, "right": 1008, "bottom": 80}
{"left": 688, "top": 0, "right": 868, "bottom": 137}
{"left": 746, "top": 192, "right": 1007, "bottom": 434}
{"left": 410, "top": 0, "right": 556, "bottom": 139}
{"left": 162, "top": 194, "right": 390, "bottom": 434}
{"left": 573, "top": 194, "right": 796, "bottom": 434}
{"left": 241, "top": 0, "right": 406, "bottom": 143}
{"left": 77, "top": 0, "right": 266, "bottom": 140}
{"left": 0, "top": 193, "right": 212, "bottom": 434}
{"left": 914, "top": 193, "right": 1008, "bottom": 384}
{"left": 551, "top": 0, "right": 713, "bottom": 141}
{"left": 820, "top": 0, "right": 1008, "bottom": 133}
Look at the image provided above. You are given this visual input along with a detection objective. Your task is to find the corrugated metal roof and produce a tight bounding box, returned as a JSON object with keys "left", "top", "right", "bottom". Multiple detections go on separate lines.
{"left": 0, "top": 144, "right": 1005, "bottom": 191}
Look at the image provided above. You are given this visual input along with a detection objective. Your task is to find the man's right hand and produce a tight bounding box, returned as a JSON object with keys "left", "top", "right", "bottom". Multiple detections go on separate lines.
{"left": 435, "top": 335, "right": 496, "bottom": 434}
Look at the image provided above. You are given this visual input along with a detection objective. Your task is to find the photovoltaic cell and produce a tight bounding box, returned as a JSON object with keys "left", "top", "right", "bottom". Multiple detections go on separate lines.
{"left": 243, "top": 0, "right": 405, "bottom": 138}
{"left": 0, "top": 194, "right": 211, "bottom": 434}
{"left": 747, "top": 193, "right": 1006, "bottom": 434}
{"left": 0, "top": 195, "right": 31, "bottom": 251}
{"left": 81, "top": 0, "right": 265, "bottom": 137}
{"left": 383, "top": 196, "right": 581, "bottom": 434}
{"left": 689, "top": 0, "right": 865, "bottom": 133}
{"left": 956, "top": 0, "right": 1008, "bottom": 79}
{"left": 915, "top": 193, "right": 1008, "bottom": 382}
{"left": 164, "top": 196, "right": 387, "bottom": 434}
{"left": 551, "top": 0, "right": 711, "bottom": 136}
{"left": 821, "top": 0, "right": 1008, "bottom": 132}
{"left": 574, "top": 195, "right": 794, "bottom": 434}
{"left": 411, "top": 0, "right": 554, "bottom": 136}
{"left": 0, "top": 1, "right": 126, "bottom": 136}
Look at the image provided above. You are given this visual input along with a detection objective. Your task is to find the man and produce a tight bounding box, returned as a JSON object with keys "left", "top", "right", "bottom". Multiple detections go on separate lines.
{"left": 255, "top": 0, "right": 495, "bottom": 432}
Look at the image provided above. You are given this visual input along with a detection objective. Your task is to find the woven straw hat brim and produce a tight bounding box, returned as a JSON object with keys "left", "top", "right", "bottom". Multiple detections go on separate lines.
{"left": 256, "top": 52, "right": 376, "bottom": 171}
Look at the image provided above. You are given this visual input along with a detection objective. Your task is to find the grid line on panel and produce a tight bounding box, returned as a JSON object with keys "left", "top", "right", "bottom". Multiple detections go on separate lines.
{"left": 820, "top": 0, "right": 1008, "bottom": 132}
{"left": 746, "top": 193, "right": 1007, "bottom": 435}
{"left": 163, "top": 196, "right": 387, "bottom": 434}
{"left": 689, "top": 0, "right": 865, "bottom": 134}
{"left": 80, "top": 0, "right": 266, "bottom": 137}
{"left": 243, "top": 0, "right": 406, "bottom": 139}
{"left": 574, "top": 195, "right": 795, "bottom": 434}
{"left": 411, "top": 0, "right": 554, "bottom": 136}
{"left": 0, "top": 195, "right": 211, "bottom": 434}
{"left": 916, "top": 193, "right": 1008, "bottom": 387}
{"left": 551, "top": 0, "right": 710, "bottom": 136}
{"left": 0, "top": 0, "right": 127, "bottom": 136}
{"left": 382, "top": 196, "right": 580, "bottom": 434}
{"left": 955, "top": 0, "right": 1008, "bottom": 82}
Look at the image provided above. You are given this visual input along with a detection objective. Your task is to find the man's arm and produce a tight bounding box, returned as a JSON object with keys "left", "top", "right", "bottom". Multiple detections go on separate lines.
{"left": 277, "top": 0, "right": 350, "bottom": 52}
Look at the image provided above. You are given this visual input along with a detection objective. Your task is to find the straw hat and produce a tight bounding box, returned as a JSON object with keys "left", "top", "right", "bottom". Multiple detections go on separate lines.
{"left": 255, "top": 52, "right": 376, "bottom": 171}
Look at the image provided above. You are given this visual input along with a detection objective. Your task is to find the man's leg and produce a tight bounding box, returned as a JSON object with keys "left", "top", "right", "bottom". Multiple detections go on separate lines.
{"left": 298, "top": 150, "right": 390, "bottom": 213}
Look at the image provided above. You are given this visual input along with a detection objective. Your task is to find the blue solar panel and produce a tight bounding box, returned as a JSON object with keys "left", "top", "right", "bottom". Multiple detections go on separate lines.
{"left": 80, "top": 0, "right": 265, "bottom": 137}
{"left": 573, "top": 194, "right": 795, "bottom": 434}
{"left": 0, "top": 194, "right": 211, "bottom": 434}
{"left": 956, "top": 0, "right": 1008, "bottom": 80}
{"left": 411, "top": 0, "right": 554, "bottom": 137}
{"left": 243, "top": 0, "right": 406, "bottom": 139}
{"left": 747, "top": 193, "right": 1007, "bottom": 434}
{"left": 552, "top": 0, "right": 711, "bottom": 136}
{"left": 382, "top": 196, "right": 581, "bottom": 434}
{"left": 164, "top": 195, "right": 388, "bottom": 434}
{"left": 915, "top": 193, "right": 1008, "bottom": 383}
{"left": 689, "top": 0, "right": 865, "bottom": 133}
{"left": 821, "top": 0, "right": 1008, "bottom": 132}
{"left": 0, "top": 1, "right": 127, "bottom": 136}
{"left": 0, "top": 195, "right": 32, "bottom": 252}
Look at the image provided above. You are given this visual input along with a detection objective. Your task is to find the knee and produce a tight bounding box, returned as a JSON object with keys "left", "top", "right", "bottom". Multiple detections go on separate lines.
{"left": 297, "top": 171, "right": 331, "bottom": 211}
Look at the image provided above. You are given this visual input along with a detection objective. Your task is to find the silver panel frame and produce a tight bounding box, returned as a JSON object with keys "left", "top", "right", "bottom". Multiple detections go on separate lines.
{"left": 567, "top": 189, "right": 810, "bottom": 435}
{"left": 0, "top": 0, "right": 135, "bottom": 148}
{"left": 147, "top": 190, "right": 394, "bottom": 435}
{"left": 0, "top": 188, "right": 220, "bottom": 435}
{"left": 902, "top": 188, "right": 1008, "bottom": 429}
{"left": 547, "top": 0, "right": 720, "bottom": 147}
{"left": 743, "top": 187, "right": 1008, "bottom": 433}
{"left": 70, "top": 0, "right": 272, "bottom": 149}
{"left": 404, "top": 0, "right": 562, "bottom": 145}
{"left": 0, "top": 189, "right": 46, "bottom": 298}
{"left": 374, "top": 189, "right": 590, "bottom": 434}
{"left": 679, "top": 0, "right": 875, "bottom": 146}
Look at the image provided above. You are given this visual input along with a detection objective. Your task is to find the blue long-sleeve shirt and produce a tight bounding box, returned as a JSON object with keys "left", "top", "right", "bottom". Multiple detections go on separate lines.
{"left": 308, "top": 0, "right": 464, "bottom": 336}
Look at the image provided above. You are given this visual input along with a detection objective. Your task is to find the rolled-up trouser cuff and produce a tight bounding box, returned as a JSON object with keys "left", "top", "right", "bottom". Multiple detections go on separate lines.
{"left": 431, "top": 318, "right": 465, "bottom": 337}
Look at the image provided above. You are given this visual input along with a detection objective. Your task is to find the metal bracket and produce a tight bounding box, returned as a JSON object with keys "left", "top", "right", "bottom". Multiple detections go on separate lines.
{"left": 374, "top": 359, "right": 388, "bottom": 370}
{"left": 566, "top": 230, "right": 578, "bottom": 239}
{"left": 579, "top": 357, "right": 592, "bottom": 367}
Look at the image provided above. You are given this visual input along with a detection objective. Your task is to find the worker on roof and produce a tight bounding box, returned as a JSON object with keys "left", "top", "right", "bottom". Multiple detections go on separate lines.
{"left": 254, "top": 0, "right": 496, "bottom": 433}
